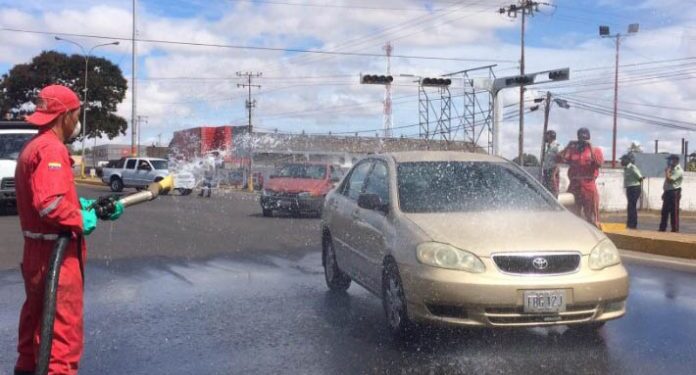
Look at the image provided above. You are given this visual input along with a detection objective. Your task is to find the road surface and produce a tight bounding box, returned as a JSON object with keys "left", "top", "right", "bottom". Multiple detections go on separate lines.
{"left": 1, "top": 186, "right": 695, "bottom": 374}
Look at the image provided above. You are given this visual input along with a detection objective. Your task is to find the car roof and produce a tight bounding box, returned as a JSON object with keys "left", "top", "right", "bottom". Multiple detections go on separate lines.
{"left": 384, "top": 151, "right": 504, "bottom": 163}
{"left": 0, "top": 121, "right": 39, "bottom": 132}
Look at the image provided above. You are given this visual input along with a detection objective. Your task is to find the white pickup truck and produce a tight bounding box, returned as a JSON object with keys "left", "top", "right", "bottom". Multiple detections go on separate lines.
{"left": 101, "top": 157, "right": 172, "bottom": 192}
{"left": 0, "top": 121, "right": 38, "bottom": 210}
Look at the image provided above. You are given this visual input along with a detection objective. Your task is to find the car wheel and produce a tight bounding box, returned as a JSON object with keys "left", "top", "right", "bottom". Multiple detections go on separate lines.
{"left": 323, "top": 236, "right": 351, "bottom": 292}
{"left": 383, "top": 259, "right": 413, "bottom": 337}
{"left": 110, "top": 177, "right": 124, "bottom": 192}
{"left": 262, "top": 208, "right": 273, "bottom": 217}
{"left": 181, "top": 189, "right": 193, "bottom": 196}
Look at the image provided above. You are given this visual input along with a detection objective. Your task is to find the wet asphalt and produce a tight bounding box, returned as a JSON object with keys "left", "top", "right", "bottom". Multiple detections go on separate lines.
{"left": 1, "top": 186, "right": 696, "bottom": 374}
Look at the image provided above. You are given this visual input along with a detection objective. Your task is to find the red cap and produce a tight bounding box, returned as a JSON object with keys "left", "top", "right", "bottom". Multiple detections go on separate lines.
{"left": 25, "top": 85, "right": 81, "bottom": 126}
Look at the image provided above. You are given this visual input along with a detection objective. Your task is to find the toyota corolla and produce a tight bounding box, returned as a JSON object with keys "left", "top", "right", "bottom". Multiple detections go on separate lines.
{"left": 320, "top": 151, "right": 628, "bottom": 336}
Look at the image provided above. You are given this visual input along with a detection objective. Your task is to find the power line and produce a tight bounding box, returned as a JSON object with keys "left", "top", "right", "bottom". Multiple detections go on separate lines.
{"left": 0, "top": 27, "right": 516, "bottom": 63}
{"left": 228, "top": 0, "right": 457, "bottom": 12}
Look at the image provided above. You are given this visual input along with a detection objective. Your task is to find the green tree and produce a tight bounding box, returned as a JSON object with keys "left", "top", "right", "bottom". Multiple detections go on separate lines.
{"left": 687, "top": 152, "right": 696, "bottom": 172}
{"left": 627, "top": 142, "right": 643, "bottom": 154}
{"left": 512, "top": 153, "right": 540, "bottom": 167}
{"left": 0, "top": 50, "right": 128, "bottom": 140}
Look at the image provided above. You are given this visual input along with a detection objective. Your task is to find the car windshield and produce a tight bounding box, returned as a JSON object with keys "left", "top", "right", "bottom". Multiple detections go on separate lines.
{"left": 150, "top": 160, "right": 168, "bottom": 170}
{"left": 397, "top": 161, "right": 559, "bottom": 213}
{"left": 273, "top": 164, "right": 326, "bottom": 179}
{"left": 0, "top": 133, "right": 33, "bottom": 160}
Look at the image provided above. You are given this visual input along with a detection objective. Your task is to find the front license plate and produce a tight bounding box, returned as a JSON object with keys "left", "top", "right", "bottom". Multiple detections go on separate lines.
{"left": 523, "top": 290, "right": 566, "bottom": 313}
{"left": 278, "top": 200, "right": 292, "bottom": 208}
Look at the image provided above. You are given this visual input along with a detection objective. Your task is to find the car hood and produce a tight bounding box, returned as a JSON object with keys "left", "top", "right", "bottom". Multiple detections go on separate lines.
{"left": 265, "top": 178, "right": 326, "bottom": 193}
{"left": 0, "top": 159, "right": 16, "bottom": 179}
{"left": 403, "top": 210, "right": 604, "bottom": 257}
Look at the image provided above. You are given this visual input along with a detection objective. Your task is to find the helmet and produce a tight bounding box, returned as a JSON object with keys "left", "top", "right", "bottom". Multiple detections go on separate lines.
{"left": 666, "top": 154, "right": 680, "bottom": 161}
{"left": 577, "top": 127, "right": 591, "bottom": 141}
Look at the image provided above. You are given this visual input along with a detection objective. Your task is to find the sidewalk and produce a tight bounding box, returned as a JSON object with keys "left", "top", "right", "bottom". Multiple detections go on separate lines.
{"left": 74, "top": 176, "right": 106, "bottom": 187}
{"left": 600, "top": 211, "right": 696, "bottom": 259}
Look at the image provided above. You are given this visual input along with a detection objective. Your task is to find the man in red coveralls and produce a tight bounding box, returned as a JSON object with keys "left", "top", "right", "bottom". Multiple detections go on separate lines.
{"left": 14, "top": 84, "right": 121, "bottom": 375}
{"left": 560, "top": 127, "right": 604, "bottom": 228}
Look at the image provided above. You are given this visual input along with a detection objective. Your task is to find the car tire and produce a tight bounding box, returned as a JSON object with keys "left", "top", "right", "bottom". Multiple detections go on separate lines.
{"left": 110, "top": 177, "right": 124, "bottom": 192}
{"left": 382, "top": 259, "right": 414, "bottom": 337}
{"left": 181, "top": 189, "right": 193, "bottom": 196}
{"left": 323, "top": 235, "right": 351, "bottom": 292}
{"left": 262, "top": 208, "right": 273, "bottom": 217}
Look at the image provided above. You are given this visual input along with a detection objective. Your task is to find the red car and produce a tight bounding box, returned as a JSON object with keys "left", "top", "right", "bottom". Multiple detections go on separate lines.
{"left": 260, "top": 163, "right": 343, "bottom": 217}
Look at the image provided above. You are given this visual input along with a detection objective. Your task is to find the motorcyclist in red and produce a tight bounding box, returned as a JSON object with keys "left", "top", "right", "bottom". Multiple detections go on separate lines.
{"left": 14, "top": 84, "right": 122, "bottom": 375}
{"left": 560, "top": 127, "right": 604, "bottom": 228}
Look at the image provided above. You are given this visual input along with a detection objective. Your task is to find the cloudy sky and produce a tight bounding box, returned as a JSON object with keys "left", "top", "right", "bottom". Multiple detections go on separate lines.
{"left": 0, "top": 0, "right": 694, "bottom": 160}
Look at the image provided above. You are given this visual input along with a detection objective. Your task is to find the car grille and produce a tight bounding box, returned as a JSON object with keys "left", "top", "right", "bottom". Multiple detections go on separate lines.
{"left": 1, "top": 178, "right": 15, "bottom": 190}
{"left": 485, "top": 304, "right": 598, "bottom": 326}
{"left": 492, "top": 253, "right": 581, "bottom": 275}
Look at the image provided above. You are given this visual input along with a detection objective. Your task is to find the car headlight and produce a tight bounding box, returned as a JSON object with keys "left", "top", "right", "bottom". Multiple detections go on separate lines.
{"left": 262, "top": 189, "right": 273, "bottom": 196}
{"left": 297, "top": 192, "right": 311, "bottom": 198}
{"left": 589, "top": 239, "right": 621, "bottom": 270}
{"left": 416, "top": 242, "right": 485, "bottom": 273}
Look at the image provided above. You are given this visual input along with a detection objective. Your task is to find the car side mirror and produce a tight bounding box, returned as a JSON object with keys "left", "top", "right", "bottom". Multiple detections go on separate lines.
{"left": 358, "top": 193, "right": 387, "bottom": 213}
{"left": 558, "top": 192, "right": 575, "bottom": 208}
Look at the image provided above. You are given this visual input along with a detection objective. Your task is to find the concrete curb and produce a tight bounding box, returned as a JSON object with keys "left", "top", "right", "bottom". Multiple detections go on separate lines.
{"left": 604, "top": 229, "right": 696, "bottom": 260}
{"left": 74, "top": 179, "right": 106, "bottom": 187}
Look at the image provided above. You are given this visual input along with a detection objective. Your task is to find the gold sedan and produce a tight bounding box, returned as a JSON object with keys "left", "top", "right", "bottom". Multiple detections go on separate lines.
{"left": 321, "top": 151, "right": 628, "bottom": 336}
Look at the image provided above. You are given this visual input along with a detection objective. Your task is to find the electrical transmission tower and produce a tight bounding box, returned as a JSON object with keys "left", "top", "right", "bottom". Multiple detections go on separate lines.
{"left": 383, "top": 42, "right": 393, "bottom": 138}
{"left": 500, "top": 1, "right": 551, "bottom": 164}
{"left": 237, "top": 72, "right": 262, "bottom": 192}
{"left": 418, "top": 78, "right": 453, "bottom": 142}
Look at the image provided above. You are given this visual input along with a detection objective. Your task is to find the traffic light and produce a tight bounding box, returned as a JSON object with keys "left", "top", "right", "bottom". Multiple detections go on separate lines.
{"left": 421, "top": 77, "right": 452, "bottom": 87}
{"left": 548, "top": 68, "right": 569, "bottom": 81}
{"left": 504, "top": 75, "right": 534, "bottom": 86}
{"left": 361, "top": 74, "right": 394, "bottom": 85}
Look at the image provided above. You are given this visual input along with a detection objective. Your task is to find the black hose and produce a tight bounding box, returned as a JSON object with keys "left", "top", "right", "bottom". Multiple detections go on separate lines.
{"left": 35, "top": 233, "right": 71, "bottom": 375}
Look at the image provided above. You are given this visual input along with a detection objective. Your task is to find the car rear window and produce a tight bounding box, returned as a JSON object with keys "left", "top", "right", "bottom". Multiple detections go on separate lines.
{"left": 397, "top": 161, "right": 559, "bottom": 213}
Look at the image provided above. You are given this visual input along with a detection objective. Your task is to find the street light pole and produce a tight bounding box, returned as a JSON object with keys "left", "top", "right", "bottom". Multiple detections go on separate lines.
{"left": 600, "top": 23, "right": 639, "bottom": 168}
{"left": 55, "top": 37, "right": 119, "bottom": 177}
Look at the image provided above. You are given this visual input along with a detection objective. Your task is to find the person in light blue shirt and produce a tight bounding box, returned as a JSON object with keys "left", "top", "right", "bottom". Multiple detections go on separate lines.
{"left": 620, "top": 153, "right": 643, "bottom": 229}
{"left": 659, "top": 154, "right": 683, "bottom": 232}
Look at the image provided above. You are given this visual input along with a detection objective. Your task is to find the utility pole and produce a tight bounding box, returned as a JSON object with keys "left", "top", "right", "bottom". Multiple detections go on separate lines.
{"left": 383, "top": 42, "right": 393, "bottom": 138}
{"left": 136, "top": 115, "right": 148, "bottom": 154}
{"left": 500, "top": 1, "right": 547, "bottom": 165}
{"left": 538, "top": 91, "right": 552, "bottom": 180}
{"left": 237, "top": 72, "right": 261, "bottom": 192}
{"left": 131, "top": 0, "right": 138, "bottom": 156}
{"left": 654, "top": 139, "right": 659, "bottom": 153}
{"left": 600, "top": 23, "right": 639, "bottom": 168}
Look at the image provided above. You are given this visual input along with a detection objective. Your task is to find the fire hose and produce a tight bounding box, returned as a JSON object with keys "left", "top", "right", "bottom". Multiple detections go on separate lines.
{"left": 35, "top": 175, "right": 174, "bottom": 375}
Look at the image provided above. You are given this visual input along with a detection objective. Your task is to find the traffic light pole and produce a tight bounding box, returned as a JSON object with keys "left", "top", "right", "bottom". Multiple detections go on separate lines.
{"left": 518, "top": 5, "right": 526, "bottom": 166}
{"left": 539, "top": 91, "right": 552, "bottom": 180}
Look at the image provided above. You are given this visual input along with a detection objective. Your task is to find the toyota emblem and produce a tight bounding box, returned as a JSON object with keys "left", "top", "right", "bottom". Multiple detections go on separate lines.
{"left": 532, "top": 257, "right": 549, "bottom": 270}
